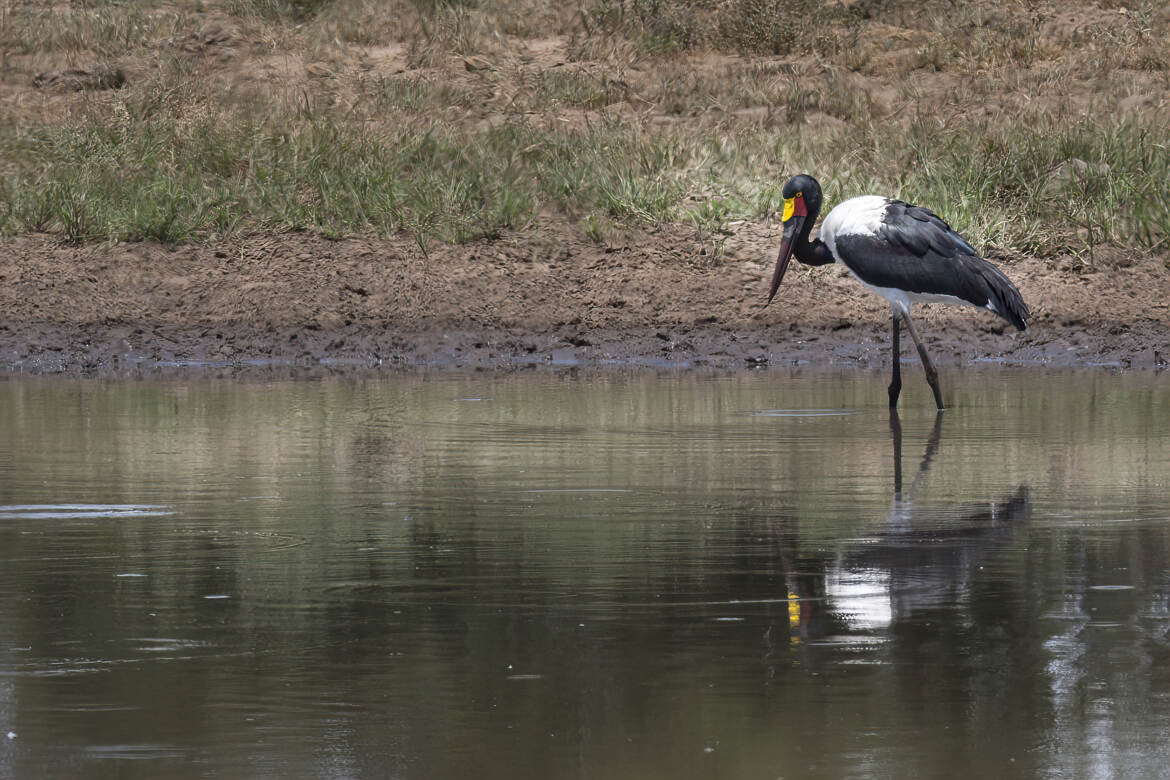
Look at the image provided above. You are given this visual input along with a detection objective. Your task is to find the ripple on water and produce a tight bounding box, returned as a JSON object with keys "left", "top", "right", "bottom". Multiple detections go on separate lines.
{"left": 86, "top": 744, "right": 187, "bottom": 761}
{"left": 0, "top": 504, "right": 174, "bottom": 520}
{"left": 2, "top": 637, "right": 266, "bottom": 678}
{"left": 164, "top": 528, "right": 308, "bottom": 552}
{"left": 749, "top": 409, "right": 859, "bottom": 417}
{"left": 128, "top": 638, "right": 212, "bottom": 653}
{"left": 520, "top": 488, "right": 634, "bottom": 494}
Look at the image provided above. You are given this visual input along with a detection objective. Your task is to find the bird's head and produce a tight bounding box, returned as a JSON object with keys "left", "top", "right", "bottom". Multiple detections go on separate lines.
{"left": 768, "top": 174, "right": 823, "bottom": 304}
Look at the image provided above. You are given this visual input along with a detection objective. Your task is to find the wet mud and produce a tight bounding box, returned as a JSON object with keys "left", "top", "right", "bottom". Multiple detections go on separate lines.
{"left": 2, "top": 228, "right": 1168, "bottom": 376}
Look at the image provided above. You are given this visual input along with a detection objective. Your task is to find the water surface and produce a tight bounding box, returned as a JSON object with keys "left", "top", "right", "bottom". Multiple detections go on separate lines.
{"left": 2, "top": 369, "right": 1169, "bottom": 779}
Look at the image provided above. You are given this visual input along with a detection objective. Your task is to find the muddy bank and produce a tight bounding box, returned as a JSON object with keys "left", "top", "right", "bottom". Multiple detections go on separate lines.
{"left": 1, "top": 228, "right": 1168, "bottom": 376}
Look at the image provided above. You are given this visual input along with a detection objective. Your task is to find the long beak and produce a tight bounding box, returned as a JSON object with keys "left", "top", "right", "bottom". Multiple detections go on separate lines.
{"left": 767, "top": 215, "right": 805, "bottom": 304}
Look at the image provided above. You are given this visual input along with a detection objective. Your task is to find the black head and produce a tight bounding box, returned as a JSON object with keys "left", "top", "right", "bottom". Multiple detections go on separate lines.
{"left": 780, "top": 174, "right": 823, "bottom": 221}
{"left": 767, "top": 174, "right": 824, "bottom": 304}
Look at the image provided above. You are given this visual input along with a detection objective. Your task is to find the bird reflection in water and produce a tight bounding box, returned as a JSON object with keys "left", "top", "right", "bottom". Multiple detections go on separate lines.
{"left": 777, "top": 412, "right": 1030, "bottom": 644}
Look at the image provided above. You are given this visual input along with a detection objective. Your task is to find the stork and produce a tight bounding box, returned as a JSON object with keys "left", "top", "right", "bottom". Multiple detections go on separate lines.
{"left": 767, "top": 174, "right": 1030, "bottom": 410}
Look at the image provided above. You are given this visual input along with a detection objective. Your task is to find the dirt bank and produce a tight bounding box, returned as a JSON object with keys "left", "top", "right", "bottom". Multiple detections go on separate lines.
{"left": 1, "top": 226, "right": 1168, "bottom": 376}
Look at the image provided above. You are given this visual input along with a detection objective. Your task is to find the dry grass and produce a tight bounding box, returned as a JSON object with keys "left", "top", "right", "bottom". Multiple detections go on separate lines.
{"left": 0, "top": 0, "right": 1168, "bottom": 260}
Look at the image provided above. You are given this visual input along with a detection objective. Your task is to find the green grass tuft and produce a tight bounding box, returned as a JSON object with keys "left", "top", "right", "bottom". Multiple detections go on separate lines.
{"left": 0, "top": 104, "right": 690, "bottom": 243}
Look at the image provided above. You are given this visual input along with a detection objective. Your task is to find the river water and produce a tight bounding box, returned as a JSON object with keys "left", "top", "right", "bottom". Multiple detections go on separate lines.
{"left": 2, "top": 369, "right": 1169, "bottom": 779}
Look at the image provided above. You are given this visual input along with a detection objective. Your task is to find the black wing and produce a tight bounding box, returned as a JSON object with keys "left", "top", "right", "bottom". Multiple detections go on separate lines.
{"left": 834, "top": 201, "right": 1030, "bottom": 331}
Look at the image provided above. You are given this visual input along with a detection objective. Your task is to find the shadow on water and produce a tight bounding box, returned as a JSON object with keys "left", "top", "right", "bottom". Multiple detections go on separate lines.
{"left": 777, "top": 410, "right": 1030, "bottom": 643}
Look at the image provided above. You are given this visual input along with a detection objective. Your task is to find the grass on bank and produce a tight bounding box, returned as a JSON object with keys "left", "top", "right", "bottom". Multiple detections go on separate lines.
{"left": 0, "top": 106, "right": 688, "bottom": 244}
{"left": 4, "top": 101, "right": 1167, "bottom": 257}
{"left": 0, "top": 0, "right": 1168, "bottom": 260}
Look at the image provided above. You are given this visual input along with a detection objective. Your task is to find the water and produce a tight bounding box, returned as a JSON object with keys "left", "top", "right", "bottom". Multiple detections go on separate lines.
{"left": 1, "top": 369, "right": 1169, "bottom": 779}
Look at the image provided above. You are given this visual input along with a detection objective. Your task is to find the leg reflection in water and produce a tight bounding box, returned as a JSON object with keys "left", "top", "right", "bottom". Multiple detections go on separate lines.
{"left": 775, "top": 410, "right": 1029, "bottom": 643}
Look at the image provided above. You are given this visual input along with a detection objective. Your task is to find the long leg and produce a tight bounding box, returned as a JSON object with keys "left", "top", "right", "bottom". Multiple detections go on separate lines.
{"left": 889, "top": 408, "right": 903, "bottom": 499}
{"left": 900, "top": 312, "right": 945, "bottom": 411}
{"left": 888, "top": 314, "right": 902, "bottom": 408}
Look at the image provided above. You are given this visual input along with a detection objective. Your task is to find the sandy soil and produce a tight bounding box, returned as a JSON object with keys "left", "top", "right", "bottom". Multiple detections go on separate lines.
{"left": 2, "top": 226, "right": 1167, "bottom": 376}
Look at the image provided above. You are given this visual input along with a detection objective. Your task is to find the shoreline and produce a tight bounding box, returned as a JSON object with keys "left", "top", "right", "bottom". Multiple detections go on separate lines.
{"left": 2, "top": 323, "right": 1164, "bottom": 378}
{"left": 2, "top": 230, "right": 1168, "bottom": 377}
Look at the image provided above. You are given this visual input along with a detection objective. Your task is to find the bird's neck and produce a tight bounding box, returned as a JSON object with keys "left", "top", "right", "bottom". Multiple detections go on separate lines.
{"left": 794, "top": 209, "right": 834, "bottom": 266}
{"left": 795, "top": 237, "right": 833, "bottom": 266}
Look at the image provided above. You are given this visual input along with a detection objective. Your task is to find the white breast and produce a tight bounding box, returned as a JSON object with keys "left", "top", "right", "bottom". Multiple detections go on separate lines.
{"left": 818, "top": 195, "right": 889, "bottom": 259}
{"left": 818, "top": 195, "right": 981, "bottom": 316}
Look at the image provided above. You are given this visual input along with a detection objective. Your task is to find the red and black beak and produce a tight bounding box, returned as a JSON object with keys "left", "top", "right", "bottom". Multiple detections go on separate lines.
{"left": 767, "top": 212, "right": 806, "bottom": 305}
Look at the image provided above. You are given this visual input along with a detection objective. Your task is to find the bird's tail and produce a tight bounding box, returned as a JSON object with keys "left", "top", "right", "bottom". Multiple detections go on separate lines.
{"left": 966, "top": 256, "right": 1030, "bottom": 331}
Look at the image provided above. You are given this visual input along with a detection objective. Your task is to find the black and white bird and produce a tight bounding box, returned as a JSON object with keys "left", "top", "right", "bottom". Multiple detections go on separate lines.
{"left": 767, "top": 174, "right": 1030, "bottom": 410}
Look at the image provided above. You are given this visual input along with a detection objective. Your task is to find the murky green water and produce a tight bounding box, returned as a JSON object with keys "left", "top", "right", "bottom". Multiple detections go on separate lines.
{"left": 2, "top": 369, "right": 1169, "bottom": 779}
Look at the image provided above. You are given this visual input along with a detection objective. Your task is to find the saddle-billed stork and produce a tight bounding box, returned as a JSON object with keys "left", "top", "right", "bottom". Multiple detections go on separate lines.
{"left": 767, "top": 174, "right": 1030, "bottom": 410}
